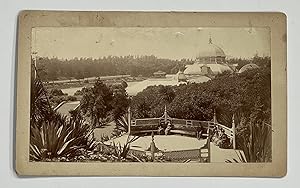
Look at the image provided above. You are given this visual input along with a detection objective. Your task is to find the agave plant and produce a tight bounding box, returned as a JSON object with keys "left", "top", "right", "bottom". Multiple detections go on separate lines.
{"left": 225, "top": 150, "right": 247, "bottom": 163}
{"left": 112, "top": 113, "right": 129, "bottom": 137}
{"left": 111, "top": 135, "right": 142, "bottom": 161}
{"left": 237, "top": 119, "right": 272, "bottom": 162}
{"left": 30, "top": 113, "right": 97, "bottom": 161}
{"left": 110, "top": 142, "right": 130, "bottom": 161}
{"left": 226, "top": 117, "right": 272, "bottom": 163}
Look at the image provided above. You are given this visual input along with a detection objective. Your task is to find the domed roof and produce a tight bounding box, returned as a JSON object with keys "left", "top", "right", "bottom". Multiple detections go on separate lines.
{"left": 184, "top": 63, "right": 233, "bottom": 75}
{"left": 238, "top": 63, "right": 259, "bottom": 73}
{"left": 197, "top": 37, "right": 226, "bottom": 58}
{"left": 207, "top": 64, "right": 233, "bottom": 74}
{"left": 184, "top": 64, "right": 202, "bottom": 75}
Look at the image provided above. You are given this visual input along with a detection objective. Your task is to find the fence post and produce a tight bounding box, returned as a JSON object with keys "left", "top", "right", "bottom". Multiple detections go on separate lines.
{"left": 164, "top": 105, "right": 167, "bottom": 124}
{"left": 128, "top": 107, "right": 131, "bottom": 135}
{"left": 213, "top": 109, "right": 217, "bottom": 128}
{"left": 232, "top": 114, "right": 236, "bottom": 150}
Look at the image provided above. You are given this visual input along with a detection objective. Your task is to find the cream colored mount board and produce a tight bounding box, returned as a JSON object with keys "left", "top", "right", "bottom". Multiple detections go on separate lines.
{"left": 15, "top": 11, "right": 287, "bottom": 177}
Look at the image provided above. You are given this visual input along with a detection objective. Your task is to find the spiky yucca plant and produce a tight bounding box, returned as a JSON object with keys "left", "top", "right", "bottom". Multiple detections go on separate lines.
{"left": 30, "top": 113, "right": 97, "bottom": 161}
{"left": 109, "top": 135, "right": 141, "bottom": 161}
{"left": 236, "top": 119, "right": 272, "bottom": 163}
{"left": 30, "top": 75, "right": 98, "bottom": 161}
{"left": 116, "top": 114, "right": 129, "bottom": 131}
{"left": 219, "top": 108, "right": 272, "bottom": 163}
{"left": 226, "top": 118, "right": 272, "bottom": 163}
{"left": 112, "top": 113, "right": 129, "bottom": 137}
{"left": 110, "top": 142, "right": 130, "bottom": 161}
{"left": 225, "top": 150, "right": 247, "bottom": 163}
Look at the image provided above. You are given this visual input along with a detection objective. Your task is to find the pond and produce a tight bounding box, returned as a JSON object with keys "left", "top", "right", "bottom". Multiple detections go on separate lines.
{"left": 61, "top": 78, "right": 181, "bottom": 96}
{"left": 61, "top": 81, "right": 143, "bottom": 96}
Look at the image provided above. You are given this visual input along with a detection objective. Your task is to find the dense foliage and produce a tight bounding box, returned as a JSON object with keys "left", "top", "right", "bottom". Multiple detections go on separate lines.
{"left": 228, "top": 55, "right": 271, "bottom": 70}
{"left": 30, "top": 114, "right": 96, "bottom": 161}
{"left": 80, "top": 79, "right": 130, "bottom": 127}
{"left": 36, "top": 55, "right": 192, "bottom": 81}
{"left": 30, "top": 78, "right": 53, "bottom": 125}
{"left": 50, "top": 88, "right": 66, "bottom": 96}
{"left": 235, "top": 118, "right": 272, "bottom": 162}
{"left": 48, "top": 94, "right": 78, "bottom": 108}
{"left": 130, "top": 57, "right": 272, "bottom": 162}
{"left": 36, "top": 55, "right": 270, "bottom": 82}
{"left": 30, "top": 78, "right": 97, "bottom": 161}
{"left": 131, "top": 64, "right": 271, "bottom": 126}
{"left": 80, "top": 79, "right": 114, "bottom": 127}
{"left": 31, "top": 55, "right": 272, "bottom": 162}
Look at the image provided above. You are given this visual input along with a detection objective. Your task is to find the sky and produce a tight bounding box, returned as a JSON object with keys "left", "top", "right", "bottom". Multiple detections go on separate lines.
{"left": 32, "top": 27, "right": 270, "bottom": 60}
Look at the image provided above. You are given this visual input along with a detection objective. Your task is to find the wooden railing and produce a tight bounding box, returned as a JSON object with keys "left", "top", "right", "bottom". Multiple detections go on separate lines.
{"left": 129, "top": 117, "right": 236, "bottom": 149}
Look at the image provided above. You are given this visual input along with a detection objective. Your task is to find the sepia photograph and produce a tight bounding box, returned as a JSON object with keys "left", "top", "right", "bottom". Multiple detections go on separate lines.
{"left": 15, "top": 11, "right": 287, "bottom": 176}
{"left": 30, "top": 26, "right": 271, "bottom": 163}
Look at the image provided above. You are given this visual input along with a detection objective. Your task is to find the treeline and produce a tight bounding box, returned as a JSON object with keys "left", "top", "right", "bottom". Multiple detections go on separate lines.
{"left": 36, "top": 55, "right": 270, "bottom": 82}
{"left": 130, "top": 65, "right": 271, "bottom": 127}
{"left": 227, "top": 55, "right": 271, "bottom": 70}
{"left": 36, "top": 55, "right": 192, "bottom": 81}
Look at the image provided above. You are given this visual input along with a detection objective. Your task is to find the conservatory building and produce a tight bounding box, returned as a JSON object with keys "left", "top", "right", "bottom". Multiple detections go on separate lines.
{"left": 184, "top": 37, "right": 233, "bottom": 76}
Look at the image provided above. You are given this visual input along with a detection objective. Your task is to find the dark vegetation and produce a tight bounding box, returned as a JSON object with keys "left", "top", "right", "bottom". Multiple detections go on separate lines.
{"left": 131, "top": 65, "right": 271, "bottom": 124}
{"left": 31, "top": 55, "right": 272, "bottom": 162}
{"left": 48, "top": 88, "right": 78, "bottom": 107}
{"left": 30, "top": 77, "right": 133, "bottom": 162}
{"left": 80, "top": 79, "right": 130, "bottom": 128}
{"left": 235, "top": 118, "right": 272, "bottom": 162}
{"left": 227, "top": 55, "right": 271, "bottom": 70}
{"left": 30, "top": 78, "right": 97, "bottom": 161}
{"left": 36, "top": 55, "right": 270, "bottom": 82}
{"left": 130, "top": 56, "right": 272, "bottom": 162}
{"left": 36, "top": 55, "right": 193, "bottom": 81}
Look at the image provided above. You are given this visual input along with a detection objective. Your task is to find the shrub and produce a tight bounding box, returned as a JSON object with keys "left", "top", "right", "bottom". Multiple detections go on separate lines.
{"left": 80, "top": 79, "right": 114, "bottom": 127}
{"left": 50, "top": 88, "right": 65, "bottom": 96}
{"left": 236, "top": 118, "right": 272, "bottom": 162}
{"left": 67, "top": 96, "right": 77, "bottom": 101}
{"left": 225, "top": 150, "right": 247, "bottom": 163}
{"left": 211, "top": 128, "right": 232, "bottom": 149}
{"left": 74, "top": 90, "right": 83, "bottom": 96}
{"left": 49, "top": 95, "right": 67, "bottom": 107}
{"left": 31, "top": 78, "right": 53, "bottom": 124}
{"left": 112, "top": 114, "right": 129, "bottom": 137}
{"left": 131, "top": 65, "right": 271, "bottom": 123}
{"left": 30, "top": 114, "right": 97, "bottom": 161}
